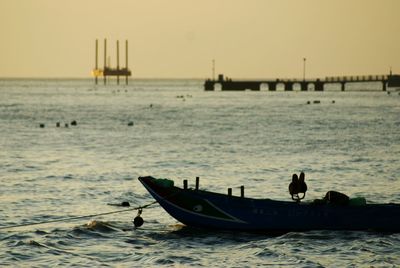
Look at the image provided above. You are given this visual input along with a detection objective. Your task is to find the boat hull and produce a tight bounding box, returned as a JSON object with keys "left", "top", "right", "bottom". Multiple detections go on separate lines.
{"left": 139, "top": 176, "right": 400, "bottom": 232}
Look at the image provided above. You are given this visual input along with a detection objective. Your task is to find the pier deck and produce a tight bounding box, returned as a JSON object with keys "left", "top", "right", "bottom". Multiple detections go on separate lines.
{"left": 204, "top": 74, "right": 400, "bottom": 91}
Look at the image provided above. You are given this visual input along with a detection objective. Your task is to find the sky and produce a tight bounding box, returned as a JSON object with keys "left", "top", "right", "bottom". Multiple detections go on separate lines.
{"left": 1, "top": 0, "right": 399, "bottom": 79}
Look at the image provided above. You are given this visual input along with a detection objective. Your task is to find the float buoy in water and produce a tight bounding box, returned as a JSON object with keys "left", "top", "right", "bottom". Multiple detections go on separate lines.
{"left": 133, "top": 208, "right": 144, "bottom": 228}
{"left": 121, "top": 201, "right": 130, "bottom": 207}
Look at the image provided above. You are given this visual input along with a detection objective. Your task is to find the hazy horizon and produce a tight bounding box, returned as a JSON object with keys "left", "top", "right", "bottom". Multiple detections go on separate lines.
{"left": 1, "top": 0, "right": 399, "bottom": 79}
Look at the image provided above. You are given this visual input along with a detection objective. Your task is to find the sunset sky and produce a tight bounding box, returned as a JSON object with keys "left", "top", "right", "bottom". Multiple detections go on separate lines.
{"left": 1, "top": 0, "right": 399, "bottom": 79}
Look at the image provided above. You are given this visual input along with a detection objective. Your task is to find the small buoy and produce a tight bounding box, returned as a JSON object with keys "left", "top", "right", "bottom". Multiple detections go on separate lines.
{"left": 306, "top": 101, "right": 311, "bottom": 104}
{"left": 71, "top": 120, "right": 77, "bottom": 126}
{"left": 133, "top": 216, "right": 144, "bottom": 228}
{"left": 133, "top": 209, "right": 144, "bottom": 228}
{"left": 39, "top": 123, "right": 45, "bottom": 128}
{"left": 121, "top": 201, "right": 130, "bottom": 207}
{"left": 128, "top": 121, "right": 134, "bottom": 126}
{"left": 107, "top": 201, "right": 131, "bottom": 207}
{"left": 332, "top": 100, "right": 335, "bottom": 104}
{"left": 56, "top": 122, "right": 60, "bottom": 127}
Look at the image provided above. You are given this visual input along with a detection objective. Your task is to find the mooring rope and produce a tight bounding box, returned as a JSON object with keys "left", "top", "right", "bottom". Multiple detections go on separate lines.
{"left": 0, "top": 200, "right": 158, "bottom": 231}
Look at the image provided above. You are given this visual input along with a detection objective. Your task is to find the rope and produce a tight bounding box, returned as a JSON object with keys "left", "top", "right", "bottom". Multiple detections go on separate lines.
{"left": 0, "top": 200, "right": 158, "bottom": 231}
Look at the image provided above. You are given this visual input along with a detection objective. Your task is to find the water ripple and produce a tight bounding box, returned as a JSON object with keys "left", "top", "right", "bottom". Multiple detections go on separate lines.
{"left": 1, "top": 80, "right": 400, "bottom": 267}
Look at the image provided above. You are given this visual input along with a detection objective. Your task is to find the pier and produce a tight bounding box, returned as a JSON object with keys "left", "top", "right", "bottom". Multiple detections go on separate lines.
{"left": 92, "top": 39, "right": 132, "bottom": 85}
{"left": 204, "top": 74, "right": 400, "bottom": 91}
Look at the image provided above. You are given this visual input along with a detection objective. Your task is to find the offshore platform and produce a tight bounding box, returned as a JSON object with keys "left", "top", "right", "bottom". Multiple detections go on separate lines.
{"left": 92, "top": 39, "right": 132, "bottom": 85}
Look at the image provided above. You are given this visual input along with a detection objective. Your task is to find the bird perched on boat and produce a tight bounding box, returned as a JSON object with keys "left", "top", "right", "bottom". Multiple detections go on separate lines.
{"left": 289, "top": 172, "right": 308, "bottom": 201}
{"left": 289, "top": 174, "right": 300, "bottom": 201}
{"left": 298, "top": 172, "right": 308, "bottom": 199}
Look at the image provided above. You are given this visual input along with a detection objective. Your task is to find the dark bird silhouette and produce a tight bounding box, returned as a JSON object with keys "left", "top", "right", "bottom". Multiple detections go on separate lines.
{"left": 298, "top": 172, "right": 308, "bottom": 199}
{"left": 289, "top": 174, "right": 300, "bottom": 201}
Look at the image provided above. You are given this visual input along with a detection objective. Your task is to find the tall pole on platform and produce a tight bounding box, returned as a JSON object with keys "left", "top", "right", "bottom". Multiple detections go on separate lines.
{"left": 303, "top": 57, "right": 306, "bottom": 81}
{"left": 104, "top": 38, "right": 107, "bottom": 85}
{"left": 95, "top": 39, "right": 98, "bottom": 85}
{"left": 125, "top": 40, "right": 129, "bottom": 85}
{"left": 116, "top": 40, "right": 120, "bottom": 85}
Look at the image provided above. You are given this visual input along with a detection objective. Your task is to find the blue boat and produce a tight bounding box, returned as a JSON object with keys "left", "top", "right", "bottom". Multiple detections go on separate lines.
{"left": 139, "top": 176, "right": 400, "bottom": 232}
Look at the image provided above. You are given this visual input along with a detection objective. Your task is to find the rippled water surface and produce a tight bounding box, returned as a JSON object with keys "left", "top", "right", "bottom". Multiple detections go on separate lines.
{"left": 1, "top": 79, "right": 400, "bottom": 267}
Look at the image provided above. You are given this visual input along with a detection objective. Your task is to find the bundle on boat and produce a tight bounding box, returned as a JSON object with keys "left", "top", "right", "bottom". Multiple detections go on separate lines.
{"left": 313, "top": 190, "right": 367, "bottom": 206}
{"left": 150, "top": 177, "right": 175, "bottom": 188}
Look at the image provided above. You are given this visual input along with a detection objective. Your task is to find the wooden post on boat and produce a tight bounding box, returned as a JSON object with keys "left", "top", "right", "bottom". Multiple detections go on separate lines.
{"left": 240, "top": 186, "right": 244, "bottom": 198}
{"left": 228, "top": 188, "right": 232, "bottom": 196}
{"left": 195, "top": 177, "right": 199, "bottom": 190}
{"left": 183, "top": 180, "right": 188, "bottom": 190}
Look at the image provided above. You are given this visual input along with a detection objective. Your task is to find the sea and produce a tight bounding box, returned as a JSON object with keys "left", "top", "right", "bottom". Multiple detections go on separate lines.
{"left": 1, "top": 78, "right": 400, "bottom": 267}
